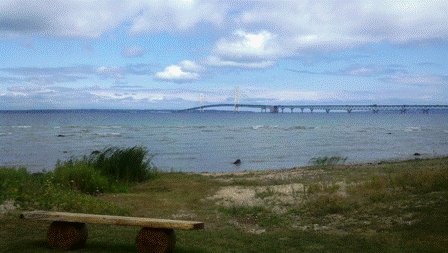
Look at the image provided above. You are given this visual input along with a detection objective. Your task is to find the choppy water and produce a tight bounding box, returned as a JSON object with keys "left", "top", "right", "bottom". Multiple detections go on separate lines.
{"left": 0, "top": 110, "right": 447, "bottom": 172}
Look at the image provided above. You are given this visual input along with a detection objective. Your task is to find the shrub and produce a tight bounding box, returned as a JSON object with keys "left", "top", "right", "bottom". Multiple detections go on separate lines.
{"left": 309, "top": 156, "right": 347, "bottom": 167}
{"left": 53, "top": 161, "right": 109, "bottom": 194}
{"left": 0, "top": 167, "right": 33, "bottom": 202}
{"left": 0, "top": 167, "right": 127, "bottom": 215}
{"left": 87, "top": 146, "right": 157, "bottom": 183}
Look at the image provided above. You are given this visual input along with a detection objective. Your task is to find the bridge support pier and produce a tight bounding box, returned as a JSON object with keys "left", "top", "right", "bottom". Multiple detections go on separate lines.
{"left": 290, "top": 108, "right": 294, "bottom": 113}
{"left": 347, "top": 109, "right": 352, "bottom": 113}
{"left": 373, "top": 109, "right": 379, "bottom": 113}
{"left": 300, "top": 108, "right": 304, "bottom": 113}
{"left": 310, "top": 108, "right": 314, "bottom": 113}
{"left": 326, "top": 109, "right": 330, "bottom": 114}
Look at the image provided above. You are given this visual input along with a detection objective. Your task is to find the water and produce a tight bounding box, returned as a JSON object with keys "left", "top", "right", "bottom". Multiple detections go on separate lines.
{"left": 0, "top": 110, "right": 447, "bottom": 172}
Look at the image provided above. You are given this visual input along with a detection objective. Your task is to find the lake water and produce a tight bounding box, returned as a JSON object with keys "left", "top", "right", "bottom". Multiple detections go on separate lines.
{"left": 0, "top": 110, "right": 447, "bottom": 172}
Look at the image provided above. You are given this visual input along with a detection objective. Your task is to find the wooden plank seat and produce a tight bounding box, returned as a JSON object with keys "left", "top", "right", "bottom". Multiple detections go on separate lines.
{"left": 20, "top": 210, "right": 204, "bottom": 253}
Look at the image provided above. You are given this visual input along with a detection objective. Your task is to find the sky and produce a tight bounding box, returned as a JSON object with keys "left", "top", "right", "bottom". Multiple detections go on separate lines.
{"left": 0, "top": 0, "right": 447, "bottom": 110}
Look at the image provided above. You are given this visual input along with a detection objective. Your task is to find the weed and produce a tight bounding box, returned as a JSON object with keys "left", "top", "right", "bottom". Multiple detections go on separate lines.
{"left": 87, "top": 146, "right": 158, "bottom": 183}
{"left": 53, "top": 161, "right": 109, "bottom": 194}
{"left": 309, "top": 156, "right": 347, "bottom": 167}
{"left": 306, "top": 182, "right": 340, "bottom": 194}
{"left": 391, "top": 168, "right": 448, "bottom": 193}
{"left": 254, "top": 187, "right": 276, "bottom": 199}
{"left": 302, "top": 193, "right": 353, "bottom": 216}
{"left": 0, "top": 167, "right": 127, "bottom": 215}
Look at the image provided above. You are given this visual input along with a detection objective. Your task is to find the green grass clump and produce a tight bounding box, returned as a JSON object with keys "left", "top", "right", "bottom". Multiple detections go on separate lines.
{"left": 0, "top": 146, "right": 158, "bottom": 214}
{"left": 87, "top": 146, "right": 157, "bottom": 183}
{"left": 391, "top": 168, "right": 448, "bottom": 193}
{"left": 309, "top": 156, "right": 347, "bottom": 166}
{"left": 303, "top": 193, "right": 353, "bottom": 216}
{"left": 0, "top": 167, "right": 127, "bottom": 215}
{"left": 53, "top": 160, "right": 109, "bottom": 194}
{"left": 0, "top": 167, "right": 34, "bottom": 203}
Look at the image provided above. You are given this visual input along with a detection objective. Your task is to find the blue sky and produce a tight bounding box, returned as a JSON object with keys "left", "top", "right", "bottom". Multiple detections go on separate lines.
{"left": 0, "top": 0, "right": 447, "bottom": 109}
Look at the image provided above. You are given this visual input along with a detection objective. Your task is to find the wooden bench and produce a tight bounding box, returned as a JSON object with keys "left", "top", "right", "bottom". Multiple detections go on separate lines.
{"left": 20, "top": 210, "right": 204, "bottom": 253}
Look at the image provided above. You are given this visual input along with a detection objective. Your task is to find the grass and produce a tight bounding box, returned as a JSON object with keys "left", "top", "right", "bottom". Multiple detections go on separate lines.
{"left": 0, "top": 146, "right": 157, "bottom": 213}
{"left": 309, "top": 156, "right": 348, "bottom": 166}
{"left": 1, "top": 156, "right": 448, "bottom": 252}
{"left": 0, "top": 167, "right": 127, "bottom": 215}
{"left": 86, "top": 146, "right": 158, "bottom": 183}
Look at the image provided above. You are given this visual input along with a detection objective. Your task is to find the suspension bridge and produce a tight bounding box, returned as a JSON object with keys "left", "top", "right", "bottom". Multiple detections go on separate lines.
{"left": 180, "top": 103, "right": 448, "bottom": 113}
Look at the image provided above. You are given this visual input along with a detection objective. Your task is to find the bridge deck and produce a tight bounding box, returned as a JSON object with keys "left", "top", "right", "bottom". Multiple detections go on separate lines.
{"left": 181, "top": 104, "right": 448, "bottom": 113}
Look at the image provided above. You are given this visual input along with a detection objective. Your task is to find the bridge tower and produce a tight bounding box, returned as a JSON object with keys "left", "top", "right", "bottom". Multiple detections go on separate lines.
{"left": 199, "top": 93, "right": 205, "bottom": 112}
{"left": 234, "top": 87, "right": 240, "bottom": 113}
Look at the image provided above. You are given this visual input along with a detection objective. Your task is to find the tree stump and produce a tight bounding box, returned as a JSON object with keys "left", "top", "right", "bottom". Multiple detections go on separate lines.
{"left": 47, "top": 221, "right": 88, "bottom": 250}
{"left": 136, "top": 228, "right": 176, "bottom": 253}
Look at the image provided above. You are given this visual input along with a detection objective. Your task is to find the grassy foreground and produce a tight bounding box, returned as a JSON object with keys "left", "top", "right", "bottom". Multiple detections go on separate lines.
{"left": 1, "top": 157, "right": 448, "bottom": 252}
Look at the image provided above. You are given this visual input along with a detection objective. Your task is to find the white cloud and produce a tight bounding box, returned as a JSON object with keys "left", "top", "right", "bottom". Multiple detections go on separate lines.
{"left": 129, "top": 0, "right": 225, "bottom": 34}
{"left": 214, "top": 30, "right": 280, "bottom": 60}
{"left": 0, "top": 0, "right": 139, "bottom": 38}
{"left": 206, "top": 56, "right": 274, "bottom": 69}
{"left": 383, "top": 74, "right": 448, "bottom": 86}
{"left": 0, "top": 0, "right": 225, "bottom": 38}
{"left": 122, "top": 46, "right": 145, "bottom": 58}
{"left": 178, "top": 60, "right": 202, "bottom": 72}
{"left": 233, "top": 1, "right": 448, "bottom": 56}
{"left": 90, "top": 90, "right": 165, "bottom": 101}
{"left": 154, "top": 60, "right": 201, "bottom": 82}
{"left": 2, "top": 0, "right": 447, "bottom": 59}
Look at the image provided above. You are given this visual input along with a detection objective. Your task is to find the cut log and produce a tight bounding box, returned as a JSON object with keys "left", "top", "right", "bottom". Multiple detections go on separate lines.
{"left": 136, "top": 228, "right": 175, "bottom": 253}
{"left": 47, "top": 221, "right": 88, "bottom": 250}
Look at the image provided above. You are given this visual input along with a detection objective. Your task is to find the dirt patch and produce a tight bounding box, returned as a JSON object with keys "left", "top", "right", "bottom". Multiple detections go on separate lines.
{"left": 208, "top": 183, "right": 305, "bottom": 207}
{"left": 0, "top": 200, "right": 17, "bottom": 216}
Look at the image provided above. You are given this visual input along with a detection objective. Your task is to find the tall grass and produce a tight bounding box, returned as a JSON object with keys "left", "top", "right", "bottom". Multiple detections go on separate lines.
{"left": 0, "top": 167, "right": 127, "bottom": 215}
{"left": 53, "top": 161, "right": 109, "bottom": 194}
{"left": 53, "top": 146, "right": 158, "bottom": 194}
{"left": 0, "top": 146, "right": 157, "bottom": 214}
{"left": 309, "top": 156, "right": 347, "bottom": 166}
{"left": 87, "top": 146, "right": 157, "bottom": 183}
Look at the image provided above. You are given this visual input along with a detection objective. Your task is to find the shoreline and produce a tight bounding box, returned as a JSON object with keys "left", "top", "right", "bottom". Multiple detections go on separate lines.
{"left": 2, "top": 154, "right": 447, "bottom": 175}
{"left": 198, "top": 155, "right": 448, "bottom": 176}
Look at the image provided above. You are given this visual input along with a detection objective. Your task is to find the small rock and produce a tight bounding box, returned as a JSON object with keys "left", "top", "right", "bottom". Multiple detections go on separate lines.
{"left": 414, "top": 153, "right": 421, "bottom": 156}
{"left": 233, "top": 159, "right": 241, "bottom": 165}
{"left": 57, "top": 134, "right": 65, "bottom": 137}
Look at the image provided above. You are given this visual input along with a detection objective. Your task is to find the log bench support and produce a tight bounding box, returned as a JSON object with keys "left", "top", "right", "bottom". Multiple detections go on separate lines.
{"left": 20, "top": 211, "right": 204, "bottom": 253}
{"left": 47, "top": 221, "right": 88, "bottom": 250}
{"left": 136, "top": 228, "right": 175, "bottom": 253}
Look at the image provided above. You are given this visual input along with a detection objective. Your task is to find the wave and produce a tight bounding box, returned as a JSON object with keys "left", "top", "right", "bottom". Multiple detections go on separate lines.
{"left": 94, "top": 132, "right": 122, "bottom": 137}
{"left": 404, "top": 127, "right": 421, "bottom": 132}
{"left": 97, "top": 125, "right": 123, "bottom": 129}
{"left": 250, "top": 125, "right": 313, "bottom": 131}
{"left": 11, "top": 125, "right": 31, "bottom": 128}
